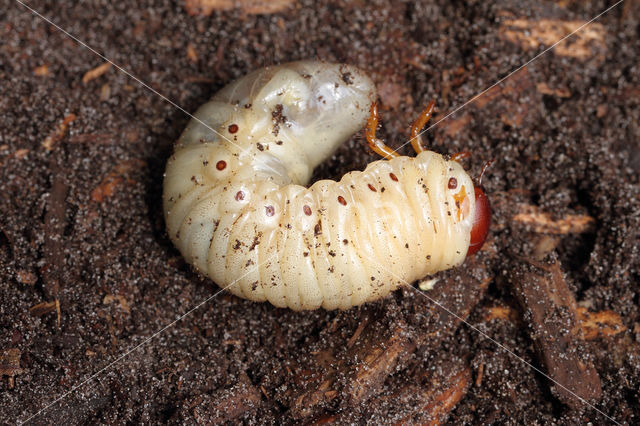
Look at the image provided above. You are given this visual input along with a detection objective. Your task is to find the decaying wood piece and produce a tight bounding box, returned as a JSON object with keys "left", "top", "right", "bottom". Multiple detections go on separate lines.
{"left": 90, "top": 159, "right": 145, "bottom": 203}
{"left": 509, "top": 203, "right": 597, "bottom": 261}
{"left": 508, "top": 254, "right": 602, "bottom": 408}
{"left": 483, "top": 304, "right": 625, "bottom": 341}
{"left": 513, "top": 204, "right": 595, "bottom": 235}
{"left": 29, "top": 300, "right": 60, "bottom": 318}
{"left": 82, "top": 62, "right": 112, "bottom": 84}
{"left": 577, "top": 307, "right": 626, "bottom": 340}
{"left": 401, "top": 361, "right": 471, "bottom": 425}
{"left": 184, "top": 0, "right": 295, "bottom": 16}
{"left": 417, "top": 262, "right": 492, "bottom": 344}
{"left": 344, "top": 322, "right": 416, "bottom": 406}
{"left": 289, "top": 313, "right": 415, "bottom": 419}
{"left": 1, "top": 348, "right": 23, "bottom": 389}
{"left": 319, "top": 355, "right": 472, "bottom": 424}
{"left": 289, "top": 260, "right": 490, "bottom": 420}
{"left": 499, "top": 18, "right": 606, "bottom": 62}
{"left": 42, "top": 114, "right": 76, "bottom": 151}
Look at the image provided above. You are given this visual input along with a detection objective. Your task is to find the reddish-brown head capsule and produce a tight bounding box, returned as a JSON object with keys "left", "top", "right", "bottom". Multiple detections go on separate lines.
{"left": 467, "top": 186, "right": 490, "bottom": 256}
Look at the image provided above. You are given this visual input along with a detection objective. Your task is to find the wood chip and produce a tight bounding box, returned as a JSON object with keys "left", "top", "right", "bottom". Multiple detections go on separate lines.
{"left": 184, "top": 0, "right": 295, "bottom": 16}
{"left": 500, "top": 19, "right": 606, "bottom": 61}
{"left": 33, "top": 64, "right": 50, "bottom": 76}
{"left": 42, "top": 114, "right": 76, "bottom": 151}
{"left": 1, "top": 348, "right": 23, "bottom": 388}
{"left": 13, "top": 148, "right": 30, "bottom": 159}
{"left": 91, "top": 159, "right": 145, "bottom": 203}
{"left": 508, "top": 255, "right": 602, "bottom": 408}
{"left": 16, "top": 270, "right": 37, "bottom": 285}
{"left": 513, "top": 204, "right": 595, "bottom": 234}
{"left": 484, "top": 304, "right": 626, "bottom": 342}
{"left": 103, "top": 294, "right": 131, "bottom": 313}
{"left": 328, "top": 355, "right": 472, "bottom": 424}
{"left": 99, "top": 84, "right": 111, "bottom": 101}
{"left": 0, "top": 348, "right": 23, "bottom": 377}
{"left": 345, "top": 324, "right": 416, "bottom": 405}
{"left": 186, "top": 43, "right": 198, "bottom": 63}
{"left": 412, "top": 365, "right": 471, "bottom": 424}
{"left": 536, "top": 82, "right": 571, "bottom": 98}
{"left": 345, "top": 318, "right": 367, "bottom": 349}
{"left": 577, "top": 307, "right": 626, "bottom": 340}
{"left": 82, "top": 62, "right": 112, "bottom": 84}
{"left": 483, "top": 305, "right": 519, "bottom": 323}
{"left": 29, "top": 299, "right": 60, "bottom": 324}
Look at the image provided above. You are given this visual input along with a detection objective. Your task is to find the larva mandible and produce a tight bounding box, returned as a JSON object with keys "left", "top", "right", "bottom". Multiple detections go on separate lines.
{"left": 163, "top": 60, "right": 490, "bottom": 311}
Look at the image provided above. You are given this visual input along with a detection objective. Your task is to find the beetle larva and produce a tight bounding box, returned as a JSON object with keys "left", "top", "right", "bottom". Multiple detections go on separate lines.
{"left": 163, "top": 61, "right": 490, "bottom": 310}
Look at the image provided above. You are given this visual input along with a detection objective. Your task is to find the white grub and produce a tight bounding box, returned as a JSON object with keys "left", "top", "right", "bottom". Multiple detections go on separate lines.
{"left": 163, "top": 61, "right": 475, "bottom": 310}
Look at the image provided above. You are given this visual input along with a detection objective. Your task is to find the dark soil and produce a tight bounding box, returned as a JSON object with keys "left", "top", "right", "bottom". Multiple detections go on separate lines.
{"left": 1, "top": 0, "right": 639, "bottom": 424}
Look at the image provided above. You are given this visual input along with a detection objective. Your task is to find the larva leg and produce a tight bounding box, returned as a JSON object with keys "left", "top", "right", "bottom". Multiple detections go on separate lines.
{"left": 450, "top": 151, "right": 471, "bottom": 162}
{"left": 409, "top": 100, "right": 436, "bottom": 154}
{"left": 365, "top": 102, "right": 400, "bottom": 160}
{"left": 478, "top": 159, "right": 494, "bottom": 186}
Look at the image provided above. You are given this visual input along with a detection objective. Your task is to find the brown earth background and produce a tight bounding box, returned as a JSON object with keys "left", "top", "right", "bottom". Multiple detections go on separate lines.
{"left": 1, "top": 0, "right": 639, "bottom": 424}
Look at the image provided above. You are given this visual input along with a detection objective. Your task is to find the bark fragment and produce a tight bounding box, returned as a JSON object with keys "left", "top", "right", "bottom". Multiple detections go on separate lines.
{"left": 508, "top": 255, "right": 602, "bottom": 408}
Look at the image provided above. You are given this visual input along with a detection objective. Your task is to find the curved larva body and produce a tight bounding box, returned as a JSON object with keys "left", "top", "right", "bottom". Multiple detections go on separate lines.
{"left": 163, "top": 61, "right": 476, "bottom": 310}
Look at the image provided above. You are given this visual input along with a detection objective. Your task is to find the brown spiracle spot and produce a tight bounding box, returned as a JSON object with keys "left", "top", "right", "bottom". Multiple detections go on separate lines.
{"left": 367, "top": 183, "right": 377, "bottom": 192}
{"left": 235, "top": 191, "right": 245, "bottom": 201}
{"left": 389, "top": 173, "right": 398, "bottom": 181}
{"left": 448, "top": 177, "right": 458, "bottom": 189}
{"left": 228, "top": 124, "right": 239, "bottom": 134}
{"left": 216, "top": 160, "right": 226, "bottom": 170}
{"left": 303, "top": 205, "right": 312, "bottom": 216}
{"left": 265, "top": 205, "right": 275, "bottom": 217}
{"left": 337, "top": 196, "right": 347, "bottom": 206}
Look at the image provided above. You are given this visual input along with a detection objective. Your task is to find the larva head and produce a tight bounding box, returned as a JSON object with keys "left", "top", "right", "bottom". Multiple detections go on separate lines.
{"left": 467, "top": 185, "right": 490, "bottom": 255}
{"left": 432, "top": 152, "right": 490, "bottom": 258}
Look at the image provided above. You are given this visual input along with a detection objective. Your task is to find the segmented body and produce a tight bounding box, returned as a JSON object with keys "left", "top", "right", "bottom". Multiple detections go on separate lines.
{"left": 163, "top": 61, "right": 476, "bottom": 310}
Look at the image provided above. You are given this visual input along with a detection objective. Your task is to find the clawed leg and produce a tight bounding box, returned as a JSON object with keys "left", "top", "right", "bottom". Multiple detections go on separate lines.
{"left": 478, "top": 158, "right": 494, "bottom": 186}
{"left": 409, "top": 100, "right": 436, "bottom": 154}
{"left": 365, "top": 102, "right": 399, "bottom": 160}
{"left": 450, "top": 151, "right": 471, "bottom": 162}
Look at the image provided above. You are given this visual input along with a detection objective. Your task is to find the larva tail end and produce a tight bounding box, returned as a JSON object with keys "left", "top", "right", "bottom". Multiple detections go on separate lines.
{"left": 467, "top": 186, "right": 490, "bottom": 256}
